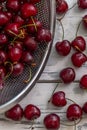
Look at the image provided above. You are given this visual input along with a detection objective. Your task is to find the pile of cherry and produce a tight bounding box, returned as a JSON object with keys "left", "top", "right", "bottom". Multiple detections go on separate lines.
{"left": 2, "top": 0, "right": 87, "bottom": 130}
{"left": 0, "top": 0, "right": 52, "bottom": 89}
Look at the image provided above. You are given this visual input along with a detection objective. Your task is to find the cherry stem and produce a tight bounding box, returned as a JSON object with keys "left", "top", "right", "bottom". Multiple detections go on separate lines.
{"left": 68, "top": 3, "right": 77, "bottom": 11}
{"left": 24, "top": 67, "right": 32, "bottom": 83}
{"left": 4, "top": 61, "right": 13, "bottom": 80}
{"left": 57, "top": 19, "right": 64, "bottom": 41}
{"left": 61, "top": 118, "right": 82, "bottom": 126}
{"left": 48, "top": 82, "right": 60, "bottom": 103}
{"left": 66, "top": 98, "right": 76, "bottom": 104}
{"left": 74, "top": 45, "right": 87, "bottom": 56}
{"left": 76, "top": 20, "right": 82, "bottom": 37}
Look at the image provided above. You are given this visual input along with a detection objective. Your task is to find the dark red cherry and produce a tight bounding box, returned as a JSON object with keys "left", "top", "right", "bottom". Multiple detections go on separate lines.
{"left": 67, "top": 104, "right": 83, "bottom": 121}
{"left": 71, "top": 36, "right": 86, "bottom": 52}
{"left": 60, "top": 67, "right": 75, "bottom": 83}
{"left": 5, "top": 104, "right": 23, "bottom": 121}
{"left": 51, "top": 91, "right": 67, "bottom": 107}
{"left": 9, "top": 47, "right": 22, "bottom": 62}
{"left": 21, "top": 3, "right": 38, "bottom": 18}
{"left": 29, "top": 0, "right": 41, "bottom": 4}
{"left": 36, "top": 28, "right": 52, "bottom": 42}
{"left": 6, "top": 12, "right": 12, "bottom": 20}
{"left": 71, "top": 52, "right": 87, "bottom": 67}
{"left": 27, "top": 18, "right": 42, "bottom": 33}
{"left": 56, "top": 0, "right": 68, "bottom": 14}
{"left": 44, "top": 113, "right": 60, "bottom": 130}
{"left": 0, "top": 50, "right": 7, "bottom": 65}
{"left": 80, "top": 75, "right": 87, "bottom": 89}
{"left": 12, "top": 62, "right": 24, "bottom": 76}
{"left": 82, "top": 102, "right": 87, "bottom": 113}
{"left": 0, "top": 78, "right": 4, "bottom": 90}
{"left": 78, "top": 0, "right": 87, "bottom": 9}
{"left": 5, "top": 23, "right": 19, "bottom": 37}
{"left": 14, "top": 15, "right": 24, "bottom": 26}
{"left": 83, "top": 15, "right": 87, "bottom": 28}
{"left": 6, "top": 0, "right": 20, "bottom": 12}
{"left": 14, "top": 41, "right": 23, "bottom": 50}
{"left": 24, "top": 104, "right": 41, "bottom": 120}
{"left": 0, "top": 11, "right": 9, "bottom": 26}
{"left": 24, "top": 36, "right": 37, "bottom": 52}
{"left": 55, "top": 40, "right": 71, "bottom": 56}
{"left": 0, "top": 66, "right": 6, "bottom": 79}
{"left": 21, "top": 51, "right": 34, "bottom": 64}
{"left": 0, "top": 34, "right": 8, "bottom": 46}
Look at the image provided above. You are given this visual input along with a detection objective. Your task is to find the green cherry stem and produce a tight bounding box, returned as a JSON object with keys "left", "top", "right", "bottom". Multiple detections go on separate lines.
{"left": 76, "top": 20, "right": 82, "bottom": 37}
{"left": 66, "top": 98, "right": 76, "bottom": 104}
{"left": 24, "top": 67, "right": 32, "bottom": 83}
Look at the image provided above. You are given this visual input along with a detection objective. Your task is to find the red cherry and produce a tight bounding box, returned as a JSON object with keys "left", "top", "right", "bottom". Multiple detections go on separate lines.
{"left": 82, "top": 102, "right": 87, "bottom": 113}
{"left": 80, "top": 75, "right": 87, "bottom": 89}
{"left": 67, "top": 104, "right": 83, "bottom": 121}
{"left": 24, "top": 104, "right": 41, "bottom": 120}
{"left": 14, "top": 15, "right": 24, "bottom": 26}
{"left": 24, "top": 36, "right": 37, "bottom": 52}
{"left": 5, "top": 104, "right": 23, "bottom": 121}
{"left": 6, "top": 0, "right": 20, "bottom": 12}
{"left": 29, "top": 0, "right": 41, "bottom": 4}
{"left": 55, "top": 40, "right": 71, "bottom": 56}
{"left": 56, "top": 0, "right": 68, "bottom": 14}
{"left": 71, "top": 52, "right": 87, "bottom": 67}
{"left": 36, "top": 28, "right": 52, "bottom": 42}
{"left": 83, "top": 15, "right": 87, "bottom": 28}
{"left": 0, "top": 78, "right": 4, "bottom": 90}
{"left": 71, "top": 36, "right": 86, "bottom": 52}
{"left": 78, "top": 0, "right": 87, "bottom": 9}
{"left": 21, "top": 51, "right": 34, "bottom": 64}
{"left": 60, "top": 67, "right": 75, "bottom": 83}
{"left": 0, "top": 11, "right": 9, "bottom": 26}
{"left": 0, "top": 34, "right": 8, "bottom": 46}
{"left": 0, "top": 50, "right": 7, "bottom": 65}
{"left": 51, "top": 91, "right": 67, "bottom": 107}
{"left": 9, "top": 47, "right": 22, "bottom": 62}
{"left": 12, "top": 62, "right": 24, "bottom": 76}
{"left": 21, "top": 3, "right": 38, "bottom": 18}
{"left": 0, "top": 66, "right": 6, "bottom": 79}
{"left": 27, "top": 18, "right": 42, "bottom": 34}
{"left": 44, "top": 113, "right": 60, "bottom": 130}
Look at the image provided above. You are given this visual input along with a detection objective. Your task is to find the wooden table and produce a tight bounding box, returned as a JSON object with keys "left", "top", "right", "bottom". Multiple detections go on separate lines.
{"left": 1, "top": 0, "right": 87, "bottom": 129}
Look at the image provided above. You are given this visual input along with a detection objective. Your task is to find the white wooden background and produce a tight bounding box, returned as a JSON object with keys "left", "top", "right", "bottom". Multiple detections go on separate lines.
{"left": 1, "top": 0, "right": 87, "bottom": 129}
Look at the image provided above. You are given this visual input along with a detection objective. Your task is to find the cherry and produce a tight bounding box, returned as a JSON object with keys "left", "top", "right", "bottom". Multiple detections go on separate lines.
{"left": 0, "top": 78, "right": 4, "bottom": 90}
{"left": 0, "top": 50, "right": 7, "bottom": 65}
{"left": 36, "top": 28, "right": 52, "bottom": 42}
{"left": 71, "top": 36, "right": 86, "bottom": 52}
{"left": 55, "top": 40, "right": 71, "bottom": 56}
{"left": 0, "top": 11, "right": 9, "bottom": 26}
{"left": 29, "top": 0, "right": 41, "bottom": 4}
{"left": 0, "top": 66, "right": 6, "bottom": 79}
{"left": 21, "top": 51, "right": 34, "bottom": 64}
{"left": 44, "top": 113, "right": 60, "bottom": 130}
{"left": 14, "top": 41, "right": 23, "bottom": 50}
{"left": 5, "top": 23, "right": 19, "bottom": 37}
{"left": 82, "top": 102, "right": 87, "bottom": 113}
{"left": 24, "top": 104, "right": 41, "bottom": 120}
{"left": 71, "top": 52, "right": 87, "bottom": 67}
{"left": 6, "top": 0, "right": 20, "bottom": 12}
{"left": 51, "top": 91, "right": 67, "bottom": 107}
{"left": 14, "top": 15, "right": 24, "bottom": 26}
{"left": 83, "top": 15, "right": 87, "bottom": 28}
{"left": 0, "top": 34, "right": 8, "bottom": 46}
{"left": 60, "top": 67, "right": 75, "bottom": 83}
{"left": 27, "top": 18, "right": 42, "bottom": 34}
{"left": 80, "top": 75, "right": 87, "bottom": 89}
{"left": 5, "top": 104, "right": 23, "bottom": 121}
{"left": 5, "top": 12, "right": 12, "bottom": 21}
{"left": 24, "top": 36, "right": 37, "bottom": 52}
{"left": 56, "top": 0, "right": 68, "bottom": 14}
{"left": 12, "top": 62, "right": 24, "bottom": 76}
{"left": 9, "top": 47, "right": 22, "bottom": 62}
{"left": 78, "top": 0, "right": 87, "bottom": 9}
{"left": 67, "top": 104, "right": 83, "bottom": 121}
{"left": 21, "top": 3, "right": 38, "bottom": 18}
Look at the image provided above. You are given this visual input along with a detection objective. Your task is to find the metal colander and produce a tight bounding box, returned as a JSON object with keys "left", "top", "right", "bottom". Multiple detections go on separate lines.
{"left": 0, "top": 0, "right": 56, "bottom": 113}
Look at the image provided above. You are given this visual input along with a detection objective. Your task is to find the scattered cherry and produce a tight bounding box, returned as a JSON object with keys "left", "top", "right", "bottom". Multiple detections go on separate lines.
{"left": 82, "top": 102, "right": 87, "bottom": 113}
{"left": 55, "top": 40, "right": 71, "bottom": 56}
{"left": 44, "top": 113, "right": 60, "bottom": 130}
{"left": 71, "top": 52, "right": 87, "bottom": 67}
{"left": 71, "top": 36, "right": 86, "bottom": 52}
{"left": 78, "top": 0, "right": 87, "bottom": 9}
{"left": 67, "top": 104, "right": 83, "bottom": 121}
{"left": 51, "top": 91, "right": 67, "bottom": 107}
{"left": 82, "top": 15, "right": 87, "bottom": 28}
{"left": 5, "top": 104, "right": 23, "bottom": 121}
{"left": 60, "top": 67, "right": 75, "bottom": 83}
{"left": 80, "top": 75, "right": 87, "bottom": 89}
{"left": 24, "top": 104, "right": 41, "bottom": 120}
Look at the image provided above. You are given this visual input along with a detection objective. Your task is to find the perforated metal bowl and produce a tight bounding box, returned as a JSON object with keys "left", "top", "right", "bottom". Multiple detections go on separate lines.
{"left": 0, "top": 0, "right": 56, "bottom": 113}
